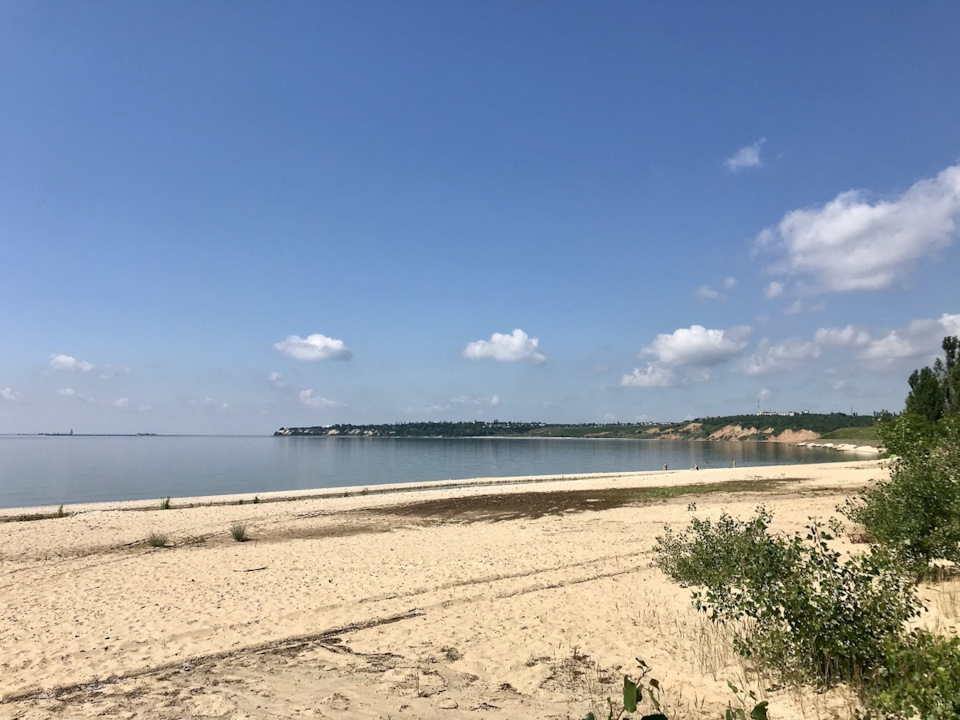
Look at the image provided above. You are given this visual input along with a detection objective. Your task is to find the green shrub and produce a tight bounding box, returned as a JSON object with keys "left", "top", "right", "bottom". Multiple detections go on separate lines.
{"left": 230, "top": 523, "right": 248, "bottom": 542}
{"left": 844, "top": 414, "right": 960, "bottom": 575}
{"left": 654, "top": 508, "right": 921, "bottom": 686}
{"left": 864, "top": 630, "right": 960, "bottom": 719}
{"left": 160, "top": 496, "right": 172, "bottom": 510}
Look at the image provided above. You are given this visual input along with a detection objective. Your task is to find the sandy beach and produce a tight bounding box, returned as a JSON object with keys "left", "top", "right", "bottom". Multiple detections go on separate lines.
{"left": 2, "top": 460, "right": 955, "bottom": 719}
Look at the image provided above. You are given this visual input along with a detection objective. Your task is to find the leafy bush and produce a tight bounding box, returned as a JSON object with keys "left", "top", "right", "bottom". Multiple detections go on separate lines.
{"left": 654, "top": 508, "right": 921, "bottom": 686}
{"left": 844, "top": 414, "right": 960, "bottom": 575}
{"left": 864, "top": 631, "right": 960, "bottom": 719}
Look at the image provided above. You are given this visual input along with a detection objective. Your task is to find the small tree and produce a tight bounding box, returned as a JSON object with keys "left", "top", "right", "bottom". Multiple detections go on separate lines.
{"left": 845, "top": 413, "right": 960, "bottom": 574}
{"left": 905, "top": 335, "right": 960, "bottom": 421}
{"left": 905, "top": 366, "right": 944, "bottom": 422}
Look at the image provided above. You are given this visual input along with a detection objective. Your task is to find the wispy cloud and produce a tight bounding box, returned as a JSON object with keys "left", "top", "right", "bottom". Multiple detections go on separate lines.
{"left": 741, "top": 338, "right": 821, "bottom": 375}
{"left": 695, "top": 276, "right": 738, "bottom": 302}
{"left": 759, "top": 163, "right": 960, "bottom": 293}
{"left": 50, "top": 354, "right": 94, "bottom": 372}
{"left": 299, "top": 389, "right": 340, "bottom": 409}
{"left": 463, "top": 329, "right": 546, "bottom": 364}
{"left": 814, "top": 325, "right": 871, "bottom": 348}
{"left": 725, "top": 138, "right": 766, "bottom": 172}
{"left": 764, "top": 281, "right": 784, "bottom": 299}
{"left": 112, "top": 397, "right": 130, "bottom": 408}
{"left": 268, "top": 371, "right": 288, "bottom": 388}
{"left": 857, "top": 313, "right": 960, "bottom": 369}
{"left": 451, "top": 394, "right": 501, "bottom": 406}
{"left": 191, "top": 396, "right": 230, "bottom": 410}
{"left": 1, "top": 387, "right": 20, "bottom": 401}
{"left": 274, "top": 334, "right": 352, "bottom": 362}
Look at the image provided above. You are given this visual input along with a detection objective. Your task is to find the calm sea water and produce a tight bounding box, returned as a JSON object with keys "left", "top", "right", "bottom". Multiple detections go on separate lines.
{"left": 0, "top": 435, "right": 846, "bottom": 509}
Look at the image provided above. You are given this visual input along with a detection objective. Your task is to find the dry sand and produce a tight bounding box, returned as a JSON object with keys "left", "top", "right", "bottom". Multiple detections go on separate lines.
{"left": 2, "top": 460, "right": 955, "bottom": 719}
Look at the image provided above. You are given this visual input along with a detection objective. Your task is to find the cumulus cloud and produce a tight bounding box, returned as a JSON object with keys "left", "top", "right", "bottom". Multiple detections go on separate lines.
{"left": 50, "top": 354, "right": 94, "bottom": 372}
{"left": 621, "top": 363, "right": 675, "bottom": 388}
{"left": 814, "top": 325, "right": 871, "bottom": 347}
{"left": 765, "top": 281, "right": 784, "bottom": 299}
{"left": 463, "top": 329, "right": 546, "bottom": 364}
{"left": 759, "top": 163, "right": 960, "bottom": 293}
{"left": 299, "top": 389, "right": 339, "bottom": 409}
{"left": 725, "top": 138, "right": 766, "bottom": 172}
{"left": 644, "top": 325, "right": 752, "bottom": 367}
{"left": 858, "top": 313, "right": 960, "bottom": 368}
{"left": 274, "top": 334, "right": 352, "bottom": 362}
{"left": 742, "top": 338, "right": 821, "bottom": 375}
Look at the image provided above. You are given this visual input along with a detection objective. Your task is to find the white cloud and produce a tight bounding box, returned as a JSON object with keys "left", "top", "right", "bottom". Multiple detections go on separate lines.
{"left": 97, "top": 366, "right": 127, "bottom": 381}
{"left": 814, "top": 325, "right": 871, "bottom": 347}
{"left": 695, "top": 285, "right": 721, "bottom": 301}
{"left": 760, "top": 163, "right": 960, "bottom": 293}
{"left": 273, "top": 334, "right": 352, "bottom": 362}
{"left": 858, "top": 313, "right": 960, "bottom": 368}
{"left": 268, "top": 371, "right": 287, "bottom": 388}
{"left": 463, "top": 329, "right": 546, "bottom": 364}
{"left": 451, "top": 394, "right": 501, "bottom": 406}
{"left": 57, "top": 387, "right": 91, "bottom": 402}
{"left": 621, "top": 363, "right": 675, "bottom": 388}
{"left": 50, "top": 354, "right": 94, "bottom": 372}
{"left": 783, "top": 299, "right": 825, "bottom": 315}
{"left": 742, "top": 338, "right": 821, "bottom": 375}
{"left": 725, "top": 138, "right": 766, "bottom": 172}
{"left": 765, "top": 281, "right": 784, "bottom": 299}
{"left": 112, "top": 397, "right": 130, "bottom": 408}
{"left": 644, "top": 325, "right": 752, "bottom": 367}
{"left": 1, "top": 387, "right": 20, "bottom": 401}
{"left": 299, "top": 389, "right": 339, "bottom": 409}
{"left": 758, "top": 388, "right": 772, "bottom": 401}
{"left": 697, "top": 277, "right": 738, "bottom": 302}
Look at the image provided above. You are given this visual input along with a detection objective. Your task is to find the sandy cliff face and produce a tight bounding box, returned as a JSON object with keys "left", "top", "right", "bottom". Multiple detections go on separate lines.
{"left": 770, "top": 428, "right": 820, "bottom": 443}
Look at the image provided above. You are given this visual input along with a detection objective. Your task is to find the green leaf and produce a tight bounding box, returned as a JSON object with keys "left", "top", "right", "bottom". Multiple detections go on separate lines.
{"left": 582, "top": 714, "right": 596, "bottom": 720}
{"left": 750, "top": 701, "right": 770, "bottom": 720}
{"left": 623, "top": 677, "right": 639, "bottom": 713}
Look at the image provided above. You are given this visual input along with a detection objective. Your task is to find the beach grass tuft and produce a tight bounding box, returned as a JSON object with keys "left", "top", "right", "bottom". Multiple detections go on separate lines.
{"left": 147, "top": 531, "right": 169, "bottom": 548}
{"left": 230, "top": 523, "right": 249, "bottom": 542}
{"left": 160, "top": 497, "right": 172, "bottom": 510}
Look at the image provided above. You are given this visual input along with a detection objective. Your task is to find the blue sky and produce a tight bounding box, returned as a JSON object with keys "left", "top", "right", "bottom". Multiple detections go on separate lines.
{"left": 2, "top": 1, "right": 959, "bottom": 434}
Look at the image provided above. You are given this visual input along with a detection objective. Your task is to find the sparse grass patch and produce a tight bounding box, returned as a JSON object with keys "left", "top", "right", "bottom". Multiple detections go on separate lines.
{"left": 160, "top": 497, "right": 172, "bottom": 510}
{"left": 366, "top": 479, "right": 793, "bottom": 524}
{"left": 147, "top": 532, "right": 169, "bottom": 548}
{"left": 230, "top": 523, "right": 249, "bottom": 542}
{"left": 8, "top": 504, "right": 73, "bottom": 523}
